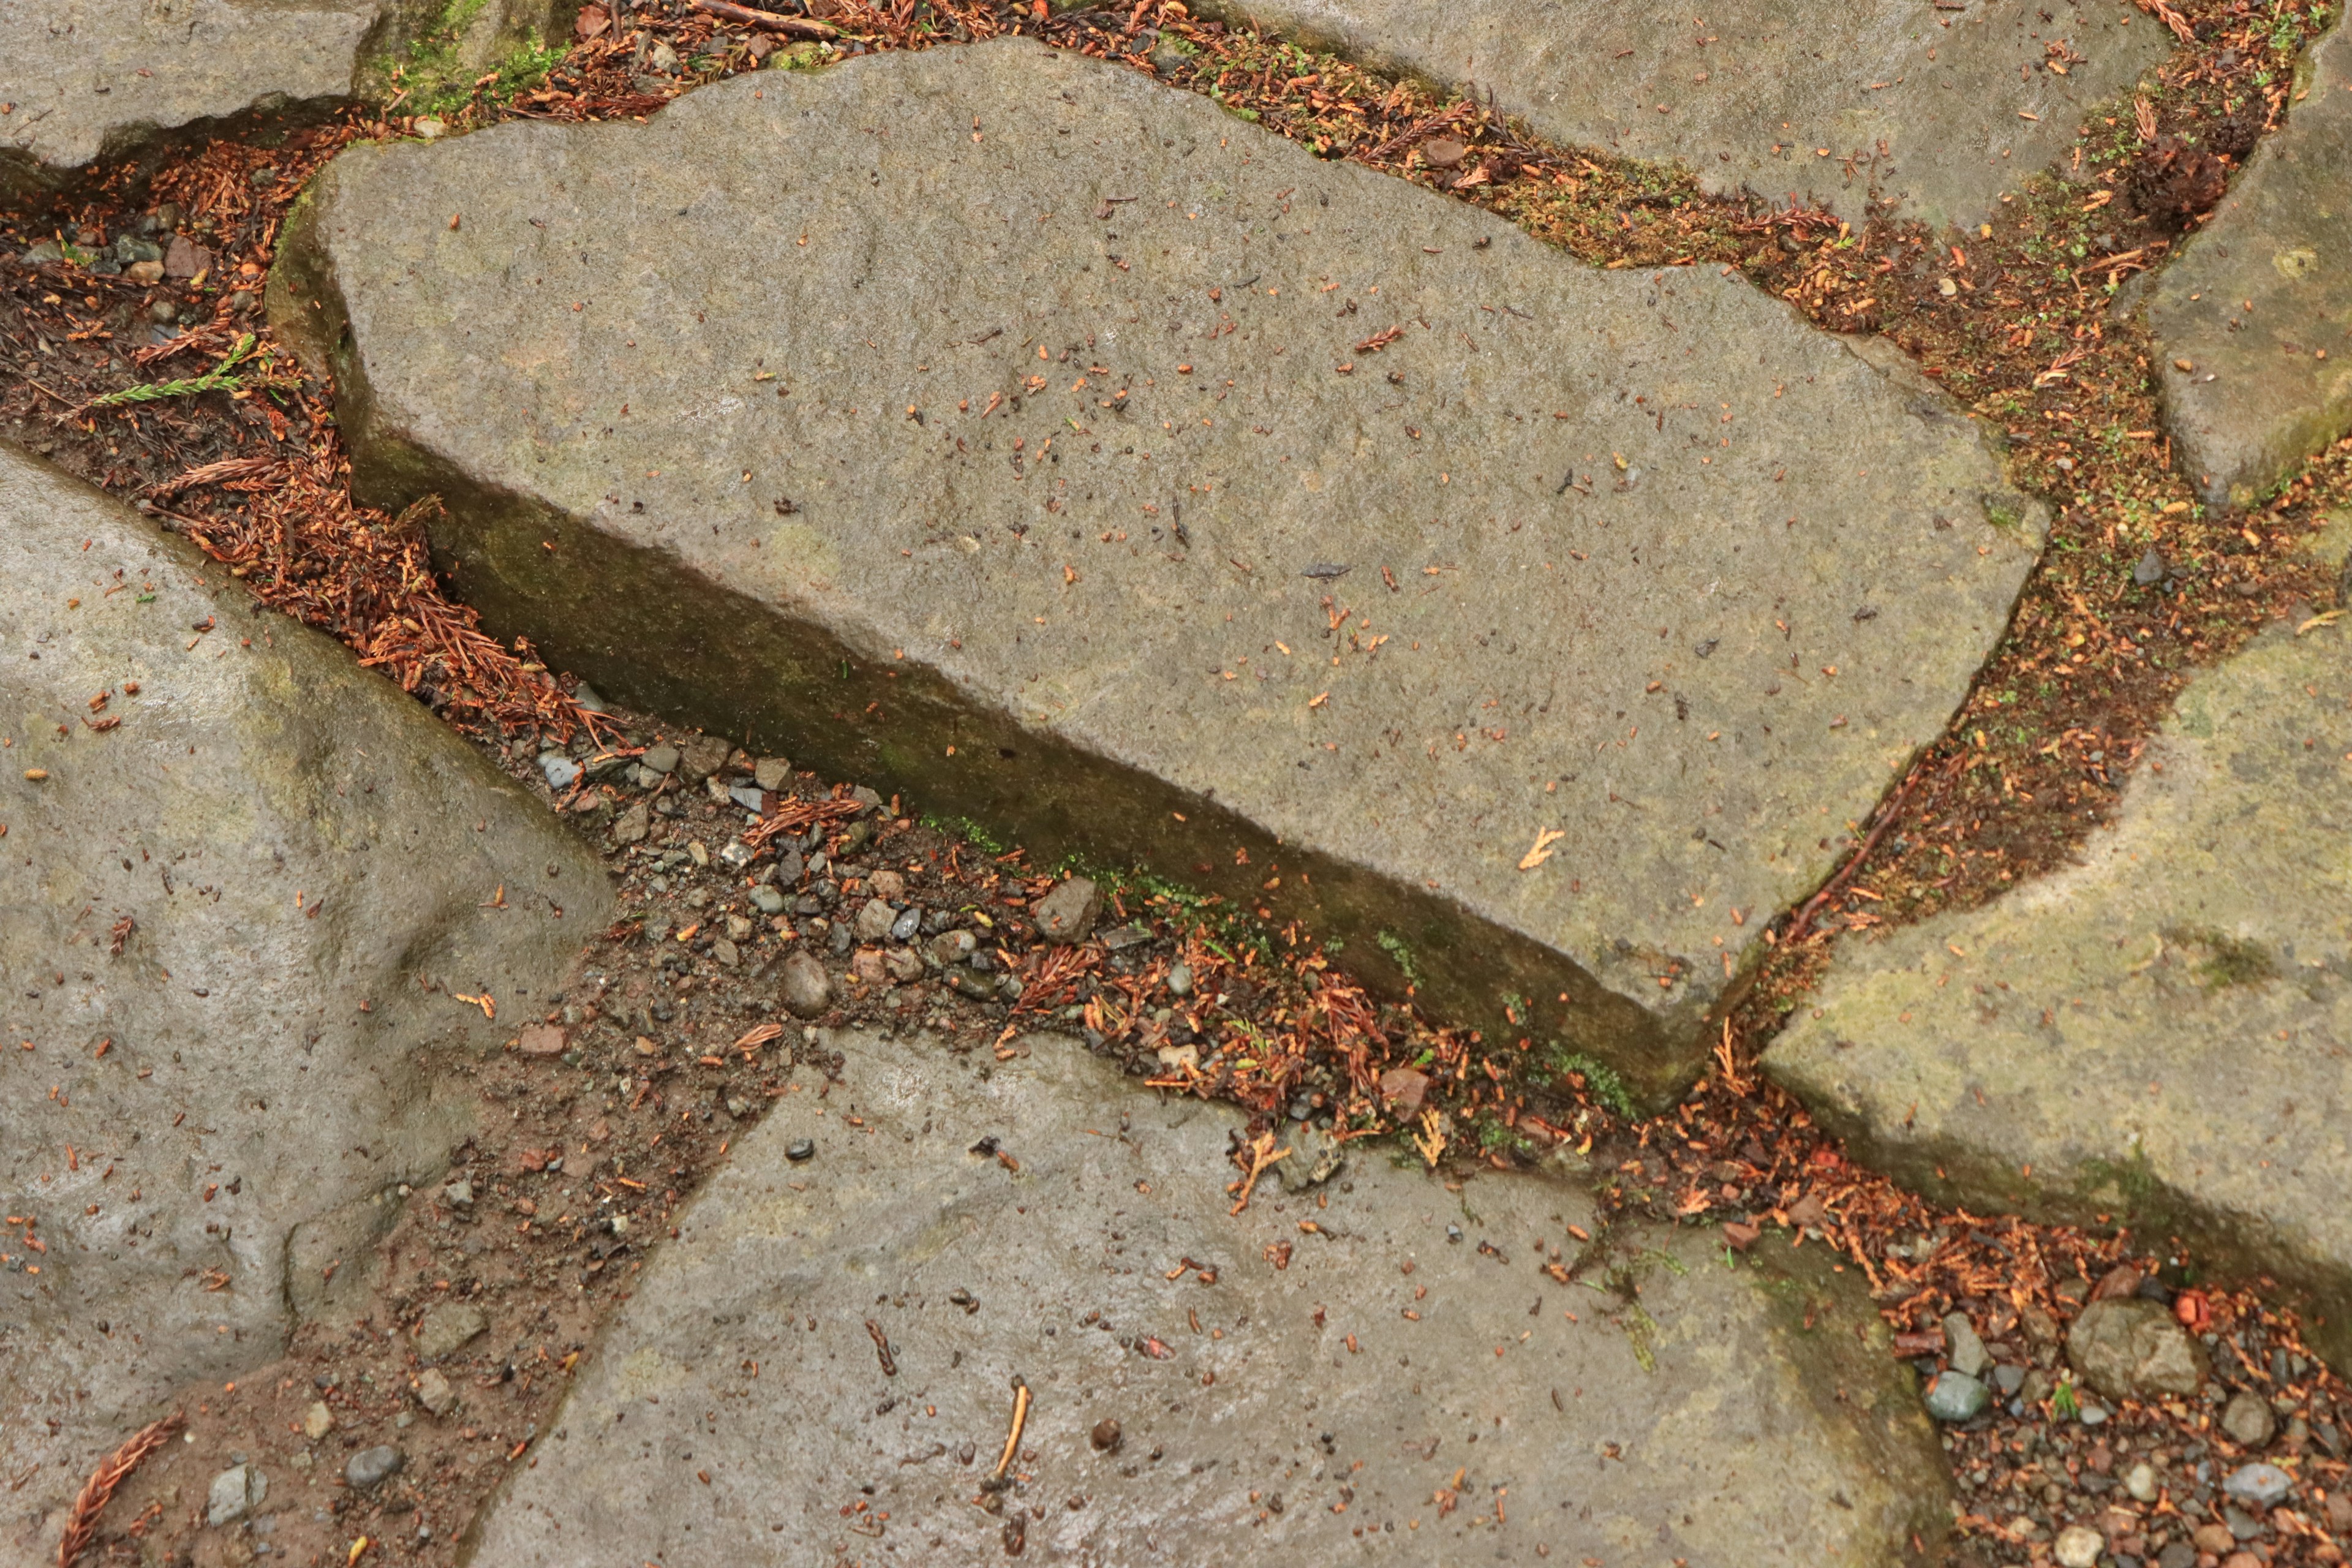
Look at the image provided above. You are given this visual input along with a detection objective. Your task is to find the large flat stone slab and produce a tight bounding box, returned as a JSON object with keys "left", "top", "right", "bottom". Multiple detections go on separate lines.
{"left": 1194, "top": 0, "right": 2168, "bottom": 228}
{"left": 1766, "top": 624, "right": 2352, "bottom": 1367}
{"left": 0, "top": 0, "right": 555, "bottom": 197}
{"left": 0, "top": 445, "right": 610, "bottom": 1543}
{"left": 2151, "top": 18, "right": 2352, "bottom": 510}
{"left": 273, "top": 39, "right": 2043, "bottom": 1104}
{"left": 470, "top": 1027, "right": 1953, "bottom": 1566}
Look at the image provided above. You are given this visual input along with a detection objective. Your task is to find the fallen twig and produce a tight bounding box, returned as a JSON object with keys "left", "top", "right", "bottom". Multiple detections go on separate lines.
{"left": 58, "top": 1412, "right": 181, "bottom": 1568}
{"left": 985, "top": 1377, "right": 1031, "bottom": 1489}
{"left": 688, "top": 0, "right": 840, "bottom": 39}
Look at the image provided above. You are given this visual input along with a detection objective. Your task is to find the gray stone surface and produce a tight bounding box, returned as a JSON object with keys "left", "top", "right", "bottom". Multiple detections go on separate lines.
{"left": 0, "top": 445, "right": 609, "bottom": 1532}
{"left": 415, "top": 1300, "right": 488, "bottom": 1362}
{"left": 0, "top": 0, "right": 557, "bottom": 196}
{"left": 2150, "top": 19, "right": 2352, "bottom": 508}
{"left": 1192, "top": 0, "right": 2168, "bottom": 228}
{"left": 276, "top": 40, "right": 2042, "bottom": 1104}
{"left": 469, "top": 1027, "right": 1951, "bottom": 1566}
{"left": 1767, "top": 624, "right": 2352, "bottom": 1366}
{"left": 2067, "top": 1298, "right": 2204, "bottom": 1401}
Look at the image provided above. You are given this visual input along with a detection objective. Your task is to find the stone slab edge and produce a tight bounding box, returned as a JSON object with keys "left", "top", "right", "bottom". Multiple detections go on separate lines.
{"left": 0, "top": 0, "right": 565, "bottom": 203}
{"left": 266, "top": 58, "right": 2043, "bottom": 1112}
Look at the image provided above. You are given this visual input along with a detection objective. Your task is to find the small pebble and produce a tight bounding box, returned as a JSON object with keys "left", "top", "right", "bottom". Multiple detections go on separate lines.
{"left": 2053, "top": 1524, "right": 2104, "bottom": 1568}
{"left": 345, "top": 1446, "right": 403, "bottom": 1490}
{"left": 786, "top": 1139, "right": 816, "bottom": 1163}
{"left": 1166, "top": 962, "right": 1193, "bottom": 997}
{"left": 2222, "top": 1461, "right": 2292, "bottom": 1507}
{"left": 1923, "top": 1370, "right": 1991, "bottom": 1423}
{"left": 2125, "top": 1460, "right": 2158, "bottom": 1502}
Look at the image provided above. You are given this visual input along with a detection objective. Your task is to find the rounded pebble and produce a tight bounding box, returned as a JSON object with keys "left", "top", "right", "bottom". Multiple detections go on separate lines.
{"left": 786, "top": 1139, "right": 816, "bottom": 1163}
{"left": 1166, "top": 962, "right": 1193, "bottom": 997}
{"left": 345, "top": 1445, "right": 404, "bottom": 1490}
{"left": 1922, "top": 1370, "right": 1990, "bottom": 1423}
{"left": 2053, "top": 1523, "right": 2103, "bottom": 1568}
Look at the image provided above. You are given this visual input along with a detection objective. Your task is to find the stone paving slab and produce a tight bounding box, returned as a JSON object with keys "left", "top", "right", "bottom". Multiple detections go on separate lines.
{"left": 274, "top": 39, "right": 2044, "bottom": 1106}
{"left": 1766, "top": 624, "right": 2352, "bottom": 1368}
{"left": 0, "top": 445, "right": 611, "bottom": 1543}
{"left": 468, "top": 1027, "right": 1952, "bottom": 1567}
{"left": 0, "top": 0, "right": 554, "bottom": 197}
{"left": 1191, "top": 0, "right": 2169, "bottom": 228}
{"left": 2150, "top": 17, "right": 2352, "bottom": 510}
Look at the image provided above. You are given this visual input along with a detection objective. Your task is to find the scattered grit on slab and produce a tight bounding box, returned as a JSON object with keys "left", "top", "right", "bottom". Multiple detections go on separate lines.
{"left": 1189, "top": 0, "right": 2169, "bottom": 228}
{"left": 0, "top": 0, "right": 554, "bottom": 196}
{"left": 1767, "top": 624, "right": 2352, "bottom": 1368}
{"left": 273, "top": 39, "right": 2045, "bottom": 1104}
{"left": 468, "top": 1027, "right": 1952, "bottom": 1567}
{"left": 2150, "top": 15, "right": 2352, "bottom": 510}
{"left": 0, "top": 444, "right": 610, "bottom": 1528}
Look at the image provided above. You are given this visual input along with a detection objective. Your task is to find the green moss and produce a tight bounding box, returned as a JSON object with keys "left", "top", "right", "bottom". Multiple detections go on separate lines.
{"left": 385, "top": 0, "right": 560, "bottom": 119}
{"left": 1542, "top": 1046, "right": 1637, "bottom": 1120}
{"left": 770, "top": 42, "right": 836, "bottom": 72}
{"left": 1374, "top": 930, "right": 1422, "bottom": 987}
{"left": 2162, "top": 924, "right": 2280, "bottom": 990}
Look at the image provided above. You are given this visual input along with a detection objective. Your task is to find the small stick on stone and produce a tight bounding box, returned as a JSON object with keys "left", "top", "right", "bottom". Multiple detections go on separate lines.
{"left": 986, "top": 1378, "right": 1031, "bottom": 1490}
{"left": 864, "top": 1318, "right": 897, "bottom": 1377}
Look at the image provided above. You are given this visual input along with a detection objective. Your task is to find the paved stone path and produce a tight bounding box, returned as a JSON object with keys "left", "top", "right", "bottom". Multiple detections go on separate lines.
{"left": 1769, "top": 620, "right": 2352, "bottom": 1366}
{"left": 2151, "top": 15, "right": 2352, "bottom": 508}
{"left": 273, "top": 38, "right": 2042, "bottom": 1104}
{"left": 0, "top": 444, "right": 610, "bottom": 1528}
{"left": 0, "top": 0, "right": 554, "bottom": 197}
{"left": 20, "top": 5, "right": 2352, "bottom": 1562}
{"left": 1193, "top": 0, "right": 2168, "bottom": 228}
{"left": 470, "top": 1026, "right": 1950, "bottom": 1567}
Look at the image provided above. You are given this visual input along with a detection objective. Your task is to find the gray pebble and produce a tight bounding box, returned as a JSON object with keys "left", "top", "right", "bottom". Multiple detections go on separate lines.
{"left": 1166, "top": 962, "right": 1194, "bottom": 997}
{"left": 539, "top": 753, "right": 582, "bottom": 790}
{"left": 345, "top": 1446, "right": 403, "bottom": 1490}
{"left": 1923, "top": 1370, "right": 1990, "bottom": 1423}
{"left": 2222, "top": 1461, "right": 2292, "bottom": 1507}
{"left": 1942, "top": 1312, "right": 1991, "bottom": 1379}
{"left": 2221, "top": 1388, "right": 2277, "bottom": 1447}
{"left": 890, "top": 907, "right": 922, "bottom": 943}
{"left": 786, "top": 1139, "right": 816, "bottom": 1162}
{"left": 207, "top": 1464, "right": 262, "bottom": 1526}
{"left": 750, "top": 885, "right": 787, "bottom": 916}
{"left": 643, "top": 744, "right": 681, "bottom": 774}
{"left": 2133, "top": 547, "right": 2166, "bottom": 586}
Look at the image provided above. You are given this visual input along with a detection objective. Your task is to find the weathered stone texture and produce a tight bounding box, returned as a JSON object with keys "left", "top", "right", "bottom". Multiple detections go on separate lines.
{"left": 277, "top": 41, "right": 2043, "bottom": 1102}
{"left": 1189, "top": 0, "right": 2169, "bottom": 227}
{"left": 2151, "top": 18, "right": 2352, "bottom": 508}
{"left": 0, "top": 446, "right": 609, "bottom": 1534}
{"left": 1768, "top": 625, "right": 2352, "bottom": 1366}
{"left": 470, "top": 1028, "right": 1953, "bottom": 1567}
{"left": 0, "top": 0, "right": 558, "bottom": 195}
